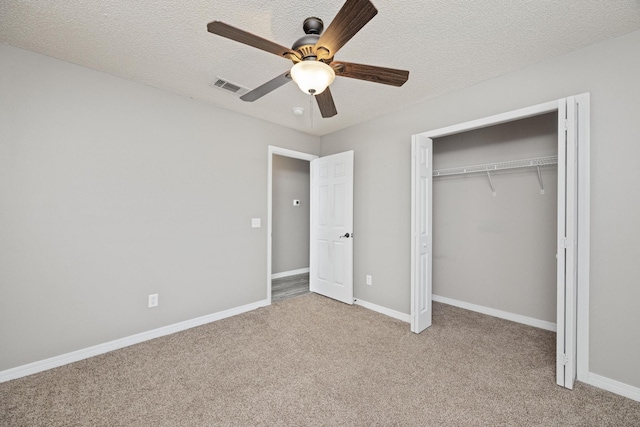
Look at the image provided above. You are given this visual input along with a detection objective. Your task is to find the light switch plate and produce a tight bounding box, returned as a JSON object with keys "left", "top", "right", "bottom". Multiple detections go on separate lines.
{"left": 251, "top": 218, "right": 261, "bottom": 228}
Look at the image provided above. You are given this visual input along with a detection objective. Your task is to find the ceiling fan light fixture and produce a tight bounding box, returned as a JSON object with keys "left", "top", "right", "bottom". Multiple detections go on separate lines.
{"left": 290, "top": 60, "right": 335, "bottom": 95}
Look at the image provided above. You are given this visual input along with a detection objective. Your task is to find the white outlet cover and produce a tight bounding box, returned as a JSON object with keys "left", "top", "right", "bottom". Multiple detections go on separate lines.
{"left": 251, "top": 218, "right": 261, "bottom": 228}
{"left": 148, "top": 294, "right": 158, "bottom": 308}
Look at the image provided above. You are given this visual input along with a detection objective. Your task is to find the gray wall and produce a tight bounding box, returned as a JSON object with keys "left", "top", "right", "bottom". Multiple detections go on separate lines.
{"left": 320, "top": 29, "right": 640, "bottom": 388}
{"left": 272, "top": 155, "right": 310, "bottom": 274}
{"left": 0, "top": 44, "right": 320, "bottom": 371}
{"left": 3, "top": 27, "right": 640, "bottom": 393}
{"left": 433, "top": 113, "right": 558, "bottom": 323}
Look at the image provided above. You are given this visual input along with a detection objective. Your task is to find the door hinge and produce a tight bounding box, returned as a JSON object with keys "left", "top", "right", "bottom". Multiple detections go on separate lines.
{"left": 560, "top": 237, "right": 568, "bottom": 249}
{"left": 558, "top": 353, "right": 569, "bottom": 366}
{"left": 564, "top": 119, "right": 569, "bottom": 130}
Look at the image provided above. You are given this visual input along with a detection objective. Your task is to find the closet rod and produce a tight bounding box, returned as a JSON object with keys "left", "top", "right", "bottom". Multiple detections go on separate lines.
{"left": 433, "top": 155, "right": 558, "bottom": 178}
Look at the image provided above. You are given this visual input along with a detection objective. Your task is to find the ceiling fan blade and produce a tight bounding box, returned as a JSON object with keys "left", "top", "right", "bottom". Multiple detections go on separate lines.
{"left": 314, "top": 0, "right": 378, "bottom": 60}
{"left": 240, "top": 71, "right": 293, "bottom": 102}
{"left": 207, "top": 21, "right": 300, "bottom": 61}
{"left": 315, "top": 88, "right": 338, "bottom": 118}
{"left": 332, "top": 61, "right": 409, "bottom": 87}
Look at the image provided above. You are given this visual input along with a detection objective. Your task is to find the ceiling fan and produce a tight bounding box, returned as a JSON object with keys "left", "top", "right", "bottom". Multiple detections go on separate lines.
{"left": 207, "top": 0, "right": 409, "bottom": 118}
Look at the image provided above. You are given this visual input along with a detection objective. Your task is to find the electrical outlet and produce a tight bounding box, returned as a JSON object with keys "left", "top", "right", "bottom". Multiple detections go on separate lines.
{"left": 366, "top": 275, "right": 372, "bottom": 285}
{"left": 148, "top": 294, "right": 158, "bottom": 308}
{"left": 251, "top": 218, "right": 261, "bottom": 228}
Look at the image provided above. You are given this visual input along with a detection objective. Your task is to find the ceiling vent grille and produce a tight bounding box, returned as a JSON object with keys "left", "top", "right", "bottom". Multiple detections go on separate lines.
{"left": 210, "top": 77, "right": 249, "bottom": 96}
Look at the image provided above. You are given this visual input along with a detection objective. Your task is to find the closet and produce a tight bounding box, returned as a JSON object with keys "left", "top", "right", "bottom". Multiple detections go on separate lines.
{"left": 412, "top": 94, "right": 589, "bottom": 390}
{"left": 431, "top": 112, "right": 558, "bottom": 327}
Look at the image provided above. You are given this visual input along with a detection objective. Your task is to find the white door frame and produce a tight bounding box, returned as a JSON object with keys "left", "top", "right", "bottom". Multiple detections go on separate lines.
{"left": 267, "top": 146, "right": 318, "bottom": 304}
{"left": 410, "top": 94, "right": 591, "bottom": 385}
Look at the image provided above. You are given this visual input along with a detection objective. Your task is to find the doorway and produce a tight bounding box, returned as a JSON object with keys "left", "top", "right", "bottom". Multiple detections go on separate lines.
{"left": 267, "top": 147, "right": 355, "bottom": 306}
{"left": 271, "top": 154, "right": 311, "bottom": 302}
{"left": 267, "top": 147, "right": 317, "bottom": 304}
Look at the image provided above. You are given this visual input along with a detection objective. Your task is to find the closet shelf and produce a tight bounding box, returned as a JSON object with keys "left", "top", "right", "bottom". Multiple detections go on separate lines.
{"left": 433, "top": 156, "right": 558, "bottom": 177}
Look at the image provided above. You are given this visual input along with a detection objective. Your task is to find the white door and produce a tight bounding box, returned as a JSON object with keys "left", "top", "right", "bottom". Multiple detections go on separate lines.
{"left": 411, "top": 135, "right": 433, "bottom": 333}
{"left": 310, "top": 151, "right": 354, "bottom": 305}
{"left": 556, "top": 97, "right": 578, "bottom": 389}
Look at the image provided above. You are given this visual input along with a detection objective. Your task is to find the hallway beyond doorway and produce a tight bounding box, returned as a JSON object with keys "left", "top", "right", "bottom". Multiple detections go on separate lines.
{"left": 272, "top": 273, "right": 309, "bottom": 302}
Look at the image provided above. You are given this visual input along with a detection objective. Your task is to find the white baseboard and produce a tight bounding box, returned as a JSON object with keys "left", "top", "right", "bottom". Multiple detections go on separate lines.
{"left": 354, "top": 299, "right": 411, "bottom": 323}
{"left": 3, "top": 295, "right": 638, "bottom": 404}
{"left": 0, "top": 298, "right": 270, "bottom": 383}
{"left": 583, "top": 372, "right": 640, "bottom": 402}
{"left": 271, "top": 268, "right": 310, "bottom": 280}
{"left": 432, "top": 294, "right": 557, "bottom": 332}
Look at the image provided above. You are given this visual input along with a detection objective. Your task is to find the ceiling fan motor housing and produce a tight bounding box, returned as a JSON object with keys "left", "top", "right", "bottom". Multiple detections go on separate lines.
{"left": 291, "top": 17, "right": 330, "bottom": 62}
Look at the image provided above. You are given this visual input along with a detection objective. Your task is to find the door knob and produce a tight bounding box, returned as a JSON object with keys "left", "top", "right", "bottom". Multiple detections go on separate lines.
{"left": 339, "top": 232, "right": 353, "bottom": 238}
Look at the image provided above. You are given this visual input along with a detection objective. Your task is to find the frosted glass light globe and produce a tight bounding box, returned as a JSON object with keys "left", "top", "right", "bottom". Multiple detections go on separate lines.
{"left": 290, "top": 61, "right": 335, "bottom": 95}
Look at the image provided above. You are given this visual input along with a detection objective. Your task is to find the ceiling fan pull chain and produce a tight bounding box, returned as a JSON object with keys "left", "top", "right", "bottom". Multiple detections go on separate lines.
{"left": 310, "top": 93, "right": 314, "bottom": 128}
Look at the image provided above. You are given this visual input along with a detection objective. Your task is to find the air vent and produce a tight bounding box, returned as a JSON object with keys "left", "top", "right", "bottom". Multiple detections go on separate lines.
{"left": 210, "top": 77, "right": 249, "bottom": 96}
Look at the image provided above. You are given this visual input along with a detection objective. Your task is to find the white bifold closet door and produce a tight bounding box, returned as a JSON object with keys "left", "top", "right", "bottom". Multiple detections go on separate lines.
{"left": 557, "top": 97, "right": 578, "bottom": 389}
{"left": 411, "top": 136, "right": 433, "bottom": 333}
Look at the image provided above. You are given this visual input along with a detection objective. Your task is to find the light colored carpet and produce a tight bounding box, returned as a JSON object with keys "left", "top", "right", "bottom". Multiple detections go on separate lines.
{"left": 1, "top": 294, "right": 639, "bottom": 426}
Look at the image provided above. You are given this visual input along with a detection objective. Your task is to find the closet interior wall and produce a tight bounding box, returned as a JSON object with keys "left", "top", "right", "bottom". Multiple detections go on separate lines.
{"left": 432, "top": 112, "right": 558, "bottom": 324}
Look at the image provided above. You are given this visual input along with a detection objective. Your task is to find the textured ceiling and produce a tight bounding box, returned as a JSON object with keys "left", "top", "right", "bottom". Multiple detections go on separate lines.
{"left": 2, "top": 1, "right": 640, "bottom": 136}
